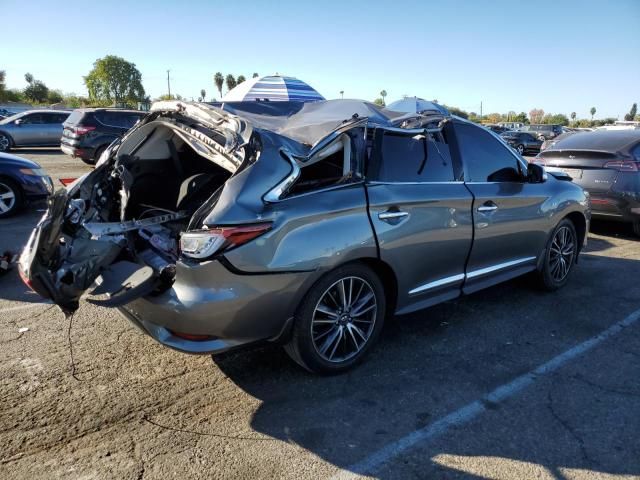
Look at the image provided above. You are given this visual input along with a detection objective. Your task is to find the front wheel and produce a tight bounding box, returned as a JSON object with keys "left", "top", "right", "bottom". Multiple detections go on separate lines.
{"left": 517, "top": 144, "right": 525, "bottom": 155}
{"left": 0, "top": 133, "right": 11, "bottom": 152}
{"left": 0, "top": 178, "right": 24, "bottom": 218}
{"left": 284, "top": 263, "right": 386, "bottom": 374}
{"left": 536, "top": 219, "right": 578, "bottom": 291}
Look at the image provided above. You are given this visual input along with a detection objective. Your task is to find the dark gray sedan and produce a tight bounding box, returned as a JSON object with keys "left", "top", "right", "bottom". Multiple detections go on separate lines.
{"left": 0, "top": 110, "right": 70, "bottom": 152}
{"left": 19, "top": 100, "right": 590, "bottom": 373}
{"left": 538, "top": 129, "right": 640, "bottom": 236}
{"left": 500, "top": 131, "right": 543, "bottom": 155}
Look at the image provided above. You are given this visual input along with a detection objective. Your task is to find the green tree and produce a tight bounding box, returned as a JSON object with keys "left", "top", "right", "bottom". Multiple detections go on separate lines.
{"left": 542, "top": 113, "right": 569, "bottom": 126}
{"left": 373, "top": 97, "right": 384, "bottom": 106}
{"left": 514, "top": 112, "right": 528, "bottom": 123}
{"left": 23, "top": 73, "right": 49, "bottom": 103}
{"left": 200, "top": 89, "right": 206, "bottom": 101}
{"left": 590, "top": 107, "right": 596, "bottom": 120}
{"left": 84, "top": 55, "right": 145, "bottom": 105}
{"left": 0, "top": 70, "right": 6, "bottom": 101}
{"left": 47, "top": 89, "right": 64, "bottom": 104}
{"left": 624, "top": 103, "right": 637, "bottom": 121}
{"left": 444, "top": 105, "right": 468, "bottom": 119}
{"left": 225, "top": 74, "right": 237, "bottom": 92}
{"left": 237, "top": 75, "right": 246, "bottom": 85}
{"left": 214, "top": 72, "right": 224, "bottom": 99}
{"left": 252, "top": 72, "right": 259, "bottom": 78}
{"left": 570, "top": 112, "right": 576, "bottom": 124}
{"left": 379, "top": 89, "right": 387, "bottom": 106}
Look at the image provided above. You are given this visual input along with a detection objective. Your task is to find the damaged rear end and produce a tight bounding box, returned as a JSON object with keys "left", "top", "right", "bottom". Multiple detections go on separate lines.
{"left": 19, "top": 102, "right": 261, "bottom": 313}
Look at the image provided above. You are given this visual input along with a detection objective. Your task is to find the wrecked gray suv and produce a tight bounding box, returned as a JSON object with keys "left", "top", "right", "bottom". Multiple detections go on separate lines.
{"left": 19, "top": 100, "right": 590, "bottom": 373}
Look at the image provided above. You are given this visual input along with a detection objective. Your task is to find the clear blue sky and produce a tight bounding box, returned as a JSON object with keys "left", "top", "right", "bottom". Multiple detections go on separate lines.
{"left": 3, "top": 0, "right": 639, "bottom": 119}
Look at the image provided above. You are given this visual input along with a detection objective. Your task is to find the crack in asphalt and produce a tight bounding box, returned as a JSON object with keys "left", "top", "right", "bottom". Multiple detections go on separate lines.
{"left": 546, "top": 388, "right": 598, "bottom": 468}
{"left": 569, "top": 373, "right": 640, "bottom": 398}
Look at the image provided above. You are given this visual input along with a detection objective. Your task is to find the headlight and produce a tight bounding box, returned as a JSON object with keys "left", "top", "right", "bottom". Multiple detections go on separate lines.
{"left": 19, "top": 168, "right": 47, "bottom": 176}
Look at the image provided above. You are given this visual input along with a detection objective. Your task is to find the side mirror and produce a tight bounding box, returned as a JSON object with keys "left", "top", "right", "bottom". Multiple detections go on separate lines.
{"left": 14, "top": 119, "right": 23, "bottom": 125}
{"left": 527, "top": 162, "right": 547, "bottom": 183}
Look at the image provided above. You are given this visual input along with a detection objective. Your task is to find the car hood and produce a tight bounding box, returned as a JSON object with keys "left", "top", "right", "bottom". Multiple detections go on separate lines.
{"left": 0, "top": 152, "right": 42, "bottom": 169}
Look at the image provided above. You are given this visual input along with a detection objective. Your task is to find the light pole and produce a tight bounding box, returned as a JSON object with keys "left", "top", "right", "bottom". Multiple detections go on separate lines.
{"left": 167, "top": 70, "right": 171, "bottom": 98}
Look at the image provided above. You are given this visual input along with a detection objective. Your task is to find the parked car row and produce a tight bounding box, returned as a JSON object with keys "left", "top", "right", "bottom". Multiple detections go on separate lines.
{"left": 0, "top": 108, "right": 145, "bottom": 164}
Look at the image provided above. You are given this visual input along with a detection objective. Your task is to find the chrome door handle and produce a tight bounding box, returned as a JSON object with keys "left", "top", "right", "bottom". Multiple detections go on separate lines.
{"left": 378, "top": 211, "right": 409, "bottom": 220}
{"left": 477, "top": 202, "right": 498, "bottom": 213}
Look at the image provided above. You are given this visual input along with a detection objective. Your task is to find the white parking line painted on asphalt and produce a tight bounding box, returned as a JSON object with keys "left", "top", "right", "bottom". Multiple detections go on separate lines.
{"left": 330, "top": 307, "right": 640, "bottom": 479}
{"left": 1, "top": 302, "right": 51, "bottom": 314}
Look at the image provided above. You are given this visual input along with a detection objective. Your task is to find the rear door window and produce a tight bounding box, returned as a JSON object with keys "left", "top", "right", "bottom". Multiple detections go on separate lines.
{"left": 371, "top": 130, "right": 455, "bottom": 182}
{"left": 453, "top": 122, "right": 523, "bottom": 182}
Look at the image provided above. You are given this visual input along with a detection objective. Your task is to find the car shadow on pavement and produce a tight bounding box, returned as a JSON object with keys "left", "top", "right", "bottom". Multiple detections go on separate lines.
{"left": 212, "top": 252, "right": 640, "bottom": 478}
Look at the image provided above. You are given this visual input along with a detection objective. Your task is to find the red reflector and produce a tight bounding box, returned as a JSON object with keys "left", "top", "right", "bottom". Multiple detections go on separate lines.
{"left": 18, "top": 267, "right": 33, "bottom": 290}
{"left": 168, "top": 330, "right": 215, "bottom": 341}
{"left": 59, "top": 178, "right": 77, "bottom": 186}
{"left": 590, "top": 198, "right": 613, "bottom": 205}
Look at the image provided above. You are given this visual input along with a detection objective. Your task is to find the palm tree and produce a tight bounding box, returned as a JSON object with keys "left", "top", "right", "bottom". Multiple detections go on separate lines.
{"left": 590, "top": 107, "right": 596, "bottom": 121}
{"left": 214, "top": 72, "right": 224, "bottom": 99}
{"left": 571, "top": 111, "right": 576, "bottom": 122}
{"left": 380, "top": 90, "right": 387, "bottom": 106}
{"left": 252, "top": 72, "right": 259, "bottom": 78}
{"left": 225, "top": 74, "right": 237, "bottom": 92}
{"left": 339, "top": 90, "right": 344, "bottom": 99}
{"left": 200, "top": 89, "right": 206, "bottom": 101}
{"left": 237, "top": 75, "right": 246, "bottom": 85}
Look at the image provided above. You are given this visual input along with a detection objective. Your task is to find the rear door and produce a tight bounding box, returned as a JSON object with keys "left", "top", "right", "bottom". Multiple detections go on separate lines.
{"left": 366, "top": 125, "right": 473, "bottom": 315}
{"left": 12, "top": 113, "right": 46, "bottom": 146}
{"left": 43, "top": 112, "right": 68, "bottom": 144}
{"left": 451, "top": 121, "right": 550, "bottom": 293}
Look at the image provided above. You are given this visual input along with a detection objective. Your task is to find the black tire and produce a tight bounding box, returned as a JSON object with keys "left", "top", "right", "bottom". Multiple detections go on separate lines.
{"left": 633, "top": 221, "right": 640, "bottom": 238}
{"left": 517, "top": 144, "right": 525, "bottom": 155}
{"left": 0, "top": 132, "right": 12, "bottom": 152}
{"left": 536, "top": 218, "right": 578, "bottom": 291}
{"left": 284, "top": 263, "right": 386, "bottom": 374}
{"left": 0, "top": 177, "right": 24, "bottom": 218}
{"left": 92, "top": 145, "right": 108, "bottom": 165}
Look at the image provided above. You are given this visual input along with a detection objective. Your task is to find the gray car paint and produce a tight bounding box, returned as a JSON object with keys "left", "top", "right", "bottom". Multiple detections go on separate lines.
{"left": 0, "top": 110, "right": 69, "bottom": 147}
{"left": 20, "top": 101, "right": 590, "bottom": 356}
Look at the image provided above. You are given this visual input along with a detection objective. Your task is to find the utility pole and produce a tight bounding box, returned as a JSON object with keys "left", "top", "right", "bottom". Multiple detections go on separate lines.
{"left": 166, "top": 70, "right": 171, "bottom": 98}
{"left": 480, "top": 101, "right": 483, "bottom": 120}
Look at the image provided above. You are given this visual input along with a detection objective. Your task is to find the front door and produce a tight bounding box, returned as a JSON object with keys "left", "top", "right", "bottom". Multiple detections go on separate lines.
{"left": 451, "top": 121, "right": 551, "bottom": 293}
{"left": 366, "top": 126, "right": 473, "bottom": 315}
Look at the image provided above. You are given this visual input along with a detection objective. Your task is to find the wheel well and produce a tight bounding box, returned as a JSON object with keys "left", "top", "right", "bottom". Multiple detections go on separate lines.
{"left": 357, "top": 257, "right": 398, "bottom": 317}
{"left": 0, "top": 130, "right": 14, "bottom": 145}
{"left": 565, "top": 211, "right": 587, "bottom": 251}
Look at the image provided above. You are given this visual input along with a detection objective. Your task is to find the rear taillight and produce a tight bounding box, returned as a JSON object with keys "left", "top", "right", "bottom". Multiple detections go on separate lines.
{"left": 72, "top": 125, "right": 96, "bottom": 135}
{"left": 603, "top": 160, "right": 639, "bottom": 172}
{"left": 180, "top": 223, "right": 272, "bottom": 259}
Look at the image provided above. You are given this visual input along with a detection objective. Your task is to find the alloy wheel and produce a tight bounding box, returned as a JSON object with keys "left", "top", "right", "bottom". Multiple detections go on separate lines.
{"left": 0, "top": 181, "right": 17, "bottom": 214}
{"left": 548, "top": 226, "right": 575, "bottom": 282}
{"left": 311, "top": 276, "right": 377, "bottom": 363}
{"left": 517, "top": 144, "right": 524, "bottom": 154}
{"left": 0, "top": 135, "right": 9, "bottom": 152}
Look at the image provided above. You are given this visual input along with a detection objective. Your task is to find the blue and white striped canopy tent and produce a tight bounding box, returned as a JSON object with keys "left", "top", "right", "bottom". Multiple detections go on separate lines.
{"left": 221, "top": 75, "right": 325, "bottom": 102}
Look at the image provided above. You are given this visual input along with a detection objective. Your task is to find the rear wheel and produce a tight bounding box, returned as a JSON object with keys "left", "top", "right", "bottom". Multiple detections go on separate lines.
{"left": 0, "top": 178, "right": 24, "bottom": 218}
{"left": 517, "top": 144, "right": 525, "bottom": 155}
{"left": 0, "top": 133, "right": 12, "bottom": 152}
{"left": 90, "top": 145, "right": 107, "bottom": 165}
{"left": 284, "top": 263, "right": 386, "bottom": 374}
{"left": 537, "top": 219, "right": 577, "bottom": 291}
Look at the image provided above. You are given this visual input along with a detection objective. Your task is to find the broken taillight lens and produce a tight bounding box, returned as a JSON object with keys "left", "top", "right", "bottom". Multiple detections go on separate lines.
{"left": 180, "top": 223, "right": 272, "bottom": 260}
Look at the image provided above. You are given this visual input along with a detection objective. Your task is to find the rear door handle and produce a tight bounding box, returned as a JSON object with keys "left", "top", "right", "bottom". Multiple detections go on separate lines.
{"left": 378, "top": 211, "right": 409, "bottom": 221}
{"left": 477, "top": 202, "right": 498, "bottom": 213}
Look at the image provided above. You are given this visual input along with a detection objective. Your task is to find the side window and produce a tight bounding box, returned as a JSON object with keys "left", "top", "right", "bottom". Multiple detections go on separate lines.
{"left": 20, "top": 114, "right": 44, "bottom": 124}
{"left": 454, "top": 122, "right": 522, "bottom": 182}
{"left": 42, "top": 113, "right": 63, "bottom": 124}
{"left": 372, "top": 130, "right": 455, "bottom": 182}
{"left": 122, "top": 113, "right": 143, "bottom": 129}
{"left": 54, "top": 113, "right": 70, "bottom": 123}
{"left": 288, "top": 133, "right": 355, "bottom": 196}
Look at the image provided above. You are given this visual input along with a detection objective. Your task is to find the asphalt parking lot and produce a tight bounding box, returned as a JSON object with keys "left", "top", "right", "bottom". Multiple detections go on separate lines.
{"left": 1, "top": 150, "right": 639, "bottom": 480}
